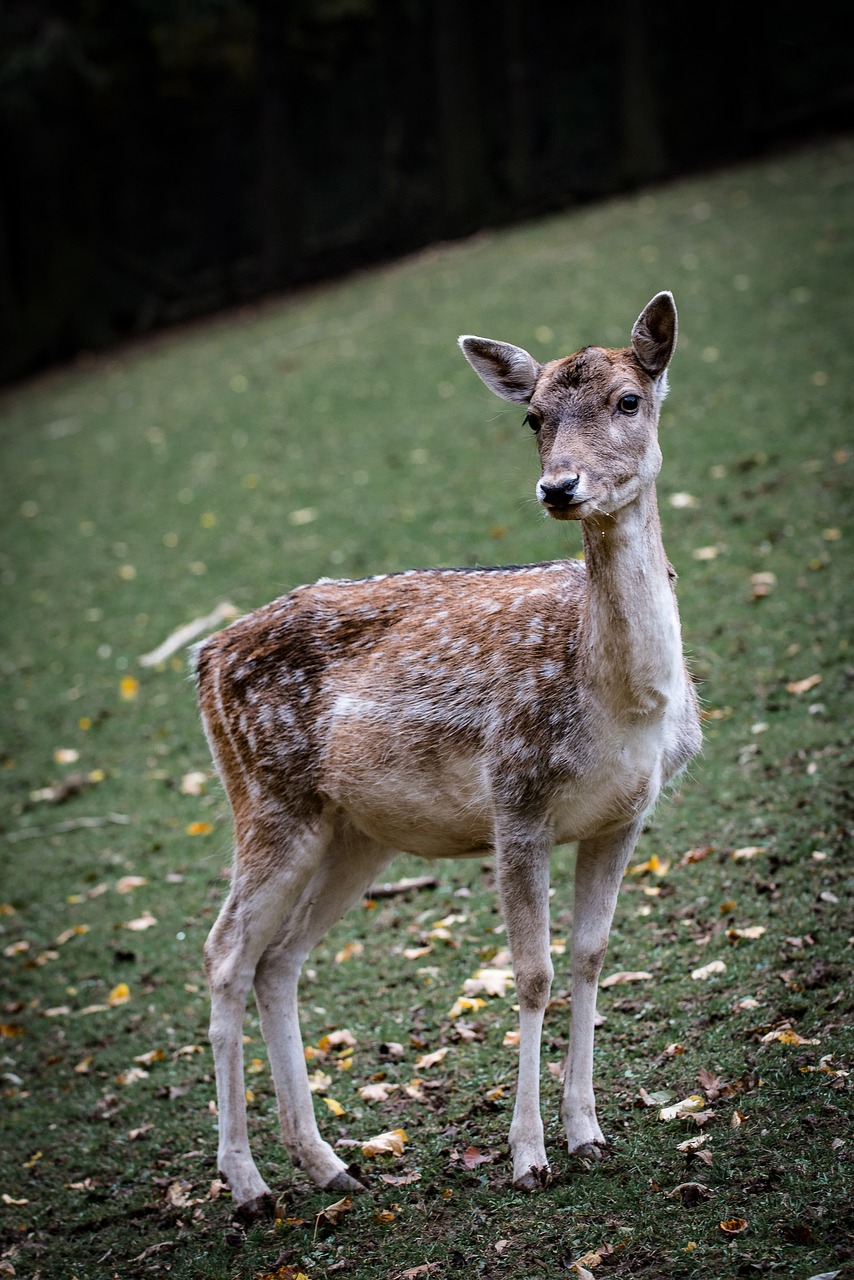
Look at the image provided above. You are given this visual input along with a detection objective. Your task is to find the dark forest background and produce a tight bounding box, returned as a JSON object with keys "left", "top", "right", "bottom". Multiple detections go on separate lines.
{"left": 2, "top": 0, "right": 852, "bottom": 387}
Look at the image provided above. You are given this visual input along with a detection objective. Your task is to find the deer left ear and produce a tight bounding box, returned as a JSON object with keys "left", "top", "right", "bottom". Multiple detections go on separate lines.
{"left": 631, "top": 292, "right": 678, "bottom": 378}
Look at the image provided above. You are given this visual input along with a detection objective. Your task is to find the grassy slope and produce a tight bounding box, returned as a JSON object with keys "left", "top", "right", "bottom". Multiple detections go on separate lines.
{"left": 0, "top": 137, "right": 852, "bottom": 1280}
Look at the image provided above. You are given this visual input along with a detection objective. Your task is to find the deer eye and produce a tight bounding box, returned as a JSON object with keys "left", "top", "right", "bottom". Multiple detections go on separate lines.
{"left": 524, "top": 411, "right": 542, "bottom": 434}
{"left": 617, "top": 393, "right": 640, "bottom": 415}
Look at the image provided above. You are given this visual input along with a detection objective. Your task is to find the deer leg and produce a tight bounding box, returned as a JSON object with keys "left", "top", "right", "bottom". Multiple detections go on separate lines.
{"left": 562, "top": 823, "right": 640, "bottom": 1159}
{"left": 204, "top": 818, "right": 328, "bottom": 1214}
{"left": 497, "top": 832, "right": 554, "bottom": 1190}
{"left": 254, "top": 832, "right": 394, "bottom": 1193}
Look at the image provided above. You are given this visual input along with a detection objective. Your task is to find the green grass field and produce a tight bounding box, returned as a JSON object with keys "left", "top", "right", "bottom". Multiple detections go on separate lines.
{"left": 1, "top": 135, "right": 852, "bottom": 1280}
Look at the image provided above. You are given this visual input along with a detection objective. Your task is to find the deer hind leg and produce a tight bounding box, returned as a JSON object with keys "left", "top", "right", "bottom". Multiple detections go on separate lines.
{"left": 562, "top": 823, "right": 641, "bottom": 1159}
{"left": 496, "top": 828, "right": 554, "bottom": 1190}
{"left": 204, "top": 809, "right": 332, "bottom": 1215}
{"left": 253, "top": 826, "right": 395, "bottom": 1194}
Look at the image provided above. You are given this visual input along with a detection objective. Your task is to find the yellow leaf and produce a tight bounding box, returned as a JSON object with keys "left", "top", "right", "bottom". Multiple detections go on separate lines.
{"left": 659, "top": 1094, "right": 707, "bottom": 1121}
{"left": 719, "top": 1217, "right": 748, "bottom": 1235}
{"left": 308, "top": 1069, "right": 332, "bottom": 1094}
{"left": 107, "top": 982, "right": 131, "bottom": 1006}
{"left": 375, "top": 1209, "right": 395, "bottom": 1223}
{"left": 245, "top": 1088, "right": 255, "bottom": 1104}
{"left": 447, "top": 995, "right": 486, "bottom": 1019}
{"left": 186, "top": 821, "right": 213, "bottom": 836}
{"left": 760, "top": 1027, "right": 820, "bottom": 1046}
{"left": 362, "top": 1128, "right": 407, "bottom": 1158}
{"left": 317, "top": 1029, "right": 357, "bottom": 1052}
{"left": 323, "top": 1097, "right": 345, "bottom": 1116}
{"left": 502, "top": 1030, "right": 521, "bottom": 1047}
{"left": 119, "top": 676, "right": 140, "bottom": 700}
{"left": 731, "top": 846, "right": 766, "bottom": 861}
{"left": 629, "top": 853, "right": 669, "bottom": 876}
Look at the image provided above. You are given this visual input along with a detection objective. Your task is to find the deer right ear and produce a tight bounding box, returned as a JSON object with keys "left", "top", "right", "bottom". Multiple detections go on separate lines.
{"left": 458, "top": 336, "right": 541, "bottom": 404}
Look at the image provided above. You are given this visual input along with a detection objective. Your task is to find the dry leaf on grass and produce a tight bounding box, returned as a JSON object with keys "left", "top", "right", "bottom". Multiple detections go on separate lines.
{"left": 601, "top": 970, "right": 653, "bottom": 988}
{"left": 691, "top": 960, "right": 726, "bottom": 981}
{"left": 659, "top": 1095, "right": 707, "bottom": 1122}
{"left": 362, "top": 1128, "right": 407, "bottom": 1158}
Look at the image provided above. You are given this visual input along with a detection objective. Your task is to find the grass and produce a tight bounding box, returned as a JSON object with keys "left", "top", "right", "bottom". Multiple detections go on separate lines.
{"left": 1, "top": 134, "right": 852, "bottom": 1280}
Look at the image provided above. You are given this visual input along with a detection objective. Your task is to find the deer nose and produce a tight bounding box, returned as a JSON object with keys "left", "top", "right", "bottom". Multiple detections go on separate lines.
{"left": 538, "top": 475, "right": 580, "bottom": 508}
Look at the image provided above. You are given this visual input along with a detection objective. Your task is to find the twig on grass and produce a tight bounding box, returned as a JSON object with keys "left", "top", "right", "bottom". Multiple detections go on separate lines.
{"left": 138, "top": 601, "right": 239, "bottom": 668}
{"left": 367, "top": 874, "right": 439, "bottom": 898}
{"left": 6, "top": 813, "right": 131, "bottom": 841}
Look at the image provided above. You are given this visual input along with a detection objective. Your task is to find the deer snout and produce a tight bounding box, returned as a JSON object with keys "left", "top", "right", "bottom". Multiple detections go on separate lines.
{"left": 537, "top": 473, "right": 581, "bottom": 512}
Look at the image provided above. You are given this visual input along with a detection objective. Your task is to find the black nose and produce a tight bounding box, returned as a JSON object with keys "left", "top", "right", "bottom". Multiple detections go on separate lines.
{"left": 539, "top": 475, "right": 580, "bottom": 507}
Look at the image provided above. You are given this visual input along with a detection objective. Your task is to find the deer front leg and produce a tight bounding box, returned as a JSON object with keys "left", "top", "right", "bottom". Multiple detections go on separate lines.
{"left": 497, "top": 832, "right": 554, "bottom": 1190}
{"left": 562, "top": 823, "right": 640, "bottom": 1158}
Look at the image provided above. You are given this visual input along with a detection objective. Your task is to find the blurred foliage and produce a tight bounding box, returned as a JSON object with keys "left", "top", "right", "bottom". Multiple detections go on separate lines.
{"left": 1, "top": 0, "right": 853, "bottom": 384}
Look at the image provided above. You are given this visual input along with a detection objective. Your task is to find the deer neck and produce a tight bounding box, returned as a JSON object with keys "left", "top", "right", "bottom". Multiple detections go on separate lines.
{"left": 578, "top": 483, "right": 683, "bottom": 719}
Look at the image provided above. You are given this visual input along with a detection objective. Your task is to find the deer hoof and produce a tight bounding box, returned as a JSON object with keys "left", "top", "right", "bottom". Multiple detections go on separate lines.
{"left": 323, "top": 1167, "right": 367, "bottom": 1194}
{"left": 512, "top": 1164, "right": 551, "bottom": 1193}
{"left": 571, "top": 1140, "right": 610, "bottom": 1163}
{"left": 233, "top": 1190, "right": 277, "bottom": 1222}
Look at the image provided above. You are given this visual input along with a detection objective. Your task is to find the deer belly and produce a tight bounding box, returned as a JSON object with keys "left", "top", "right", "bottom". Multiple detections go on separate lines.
{"left": 321, "top": 705, "right": 493, "bottom": 856}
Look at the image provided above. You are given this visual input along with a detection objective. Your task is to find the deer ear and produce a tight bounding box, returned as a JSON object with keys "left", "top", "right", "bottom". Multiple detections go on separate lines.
{"left": 458, "top": 335, "right": 541, "bottom": 404}
{"left": 631, "top": 292, "right": 678, "bottom": 377}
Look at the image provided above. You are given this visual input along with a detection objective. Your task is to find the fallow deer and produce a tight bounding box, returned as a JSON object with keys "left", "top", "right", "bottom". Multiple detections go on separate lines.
{"left": 196, "top": 291, "right": 702, "bottom": 1213}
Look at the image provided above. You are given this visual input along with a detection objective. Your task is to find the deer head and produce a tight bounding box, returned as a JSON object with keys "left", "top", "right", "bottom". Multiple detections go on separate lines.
{"left": 459, "top": 292, "right": 677, "bottom": 521}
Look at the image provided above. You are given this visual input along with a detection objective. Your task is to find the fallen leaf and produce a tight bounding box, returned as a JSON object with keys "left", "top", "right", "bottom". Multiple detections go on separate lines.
{"left": 335, "top": 941, "right": 363, "bottom": 964}
{"left": 502, "top": 1029, "right": 521, "bottom": 1047}
{"left": 786, "top": 674, "right": 822, "bottom": 695}
{"left": 323, "top": 1097, "right": 345, "bottom": 1116}
{"left": 180, "top": 770, "right": 207, "bottom": 795}
{"left": 107, "top": 982, "right": 131, "bottom": 1006}
{"left": 134, "top": 1048, "right": 166, "bottom": 1066}
{"left": 719, "top": 1217, "right": 748, "bottom": 1235}
{"left": 55, "top": 924, "right": 90, "bottom": 945}
{"left": 186, "top": 821, "right": 213, "bottom": 836}
{"left": 125, "top": 911, "right": 158, "bottom": 931}
{"left": 677, "top": 1134, "right": 709, "bottom": 1152}
{"left": 629, "top": 854, "right": 669, "bottom": 876}
{"left": 667, "top": 1182, "right": 712, "bottom": 1204}
{"left": 761, "top": 1028, "right": 820, "bottom": 1046}
{"left": 2, "top": 1194, "right": 29, "bottom": 1206}
{"left": 601, "top": 970, "right": 653, "bottom": 988}
{"left": 639, "top": 1087, "right": 675, "bottom": 1107}
{"left": 379, "top": 1170, "right": 421, "bottom": 1185}
{"left": 447, "top": 995, "right": 486, "bottom": 1019}
{"left": 53, "top": 747, "right": 79, "bottom": 764}
{"left": 362, "top": 1128, "right": 407, "bottom": 1158}
{"left": 116, "top": 875, "right": 147, "bottom": 893}
{"left": 414, "top": 1047, "right": 449, "bottom": 1069}
{"left": 731, "top": 846, "right": 766, "bottom": 860}
{"left": 317, "top": 1029, "right": 357, "bottom": 1052}
{"left": 116, "top": 1066, "right": 149, "bottom": 1085}
{"left": 120, "top": 676, "right": 140, "bottom": 700}
{"left": 375, "top": 1209, "right": 395, "bottom": 1223}
{"left": 461, "top": 1146, "right": 495, "bottom": 1169}
{"left": 308, "top": 1069, "right": 333, "bottom": 1093}
{"left": 462, "top": 967, "right": 515, "bottom": 998}
{"left": 691, "top": 960, "right": 726, "bottom": 981}
{"left": 659, "top": 1095, "right": 707, "bottom": 1122}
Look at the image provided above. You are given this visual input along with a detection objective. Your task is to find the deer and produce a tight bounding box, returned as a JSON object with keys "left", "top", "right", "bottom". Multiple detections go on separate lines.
{"left": 195, "top": 290, "right": 702, "bottom": 1215}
